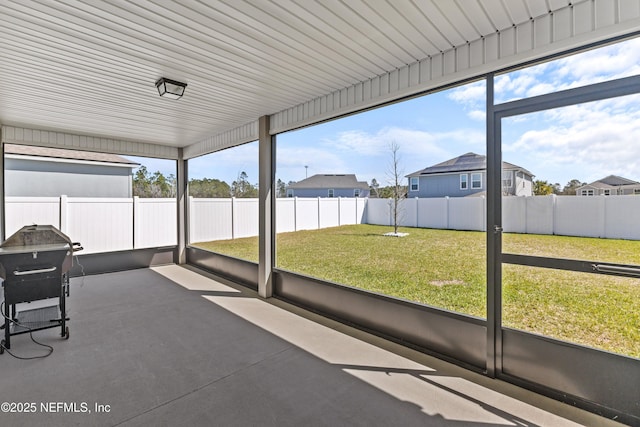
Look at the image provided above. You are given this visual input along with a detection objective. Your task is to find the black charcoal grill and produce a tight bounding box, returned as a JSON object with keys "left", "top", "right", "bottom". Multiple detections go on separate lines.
{"left": 0, "top": 225, "right": 82, "bottom": 352}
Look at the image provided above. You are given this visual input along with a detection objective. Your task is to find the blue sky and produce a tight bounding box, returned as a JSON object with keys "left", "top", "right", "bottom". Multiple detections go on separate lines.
{"left": 128, "top": 37, "right": 640, "bottom": 188}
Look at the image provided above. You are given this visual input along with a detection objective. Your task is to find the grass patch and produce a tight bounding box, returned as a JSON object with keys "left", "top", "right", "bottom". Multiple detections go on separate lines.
{"left": 192, "top": 224, "right": 640, "bottom": 358}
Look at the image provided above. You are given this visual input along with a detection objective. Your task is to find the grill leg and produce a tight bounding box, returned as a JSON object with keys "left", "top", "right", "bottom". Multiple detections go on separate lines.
{"left": 3, "top": 301, "right": 10, "bottom": 350}
{"left": 60, "top": 286, "right": 66, "bottom": 338}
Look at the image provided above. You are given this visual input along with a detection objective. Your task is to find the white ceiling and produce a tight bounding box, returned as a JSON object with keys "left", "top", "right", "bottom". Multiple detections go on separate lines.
{"left": 0, "top": 0, "right": 625, "bottom": 151}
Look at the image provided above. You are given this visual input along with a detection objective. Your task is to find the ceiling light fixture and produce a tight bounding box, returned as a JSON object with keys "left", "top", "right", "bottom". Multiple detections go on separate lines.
{"left": 155, "top": 77, "right": 187, "bottom": 100}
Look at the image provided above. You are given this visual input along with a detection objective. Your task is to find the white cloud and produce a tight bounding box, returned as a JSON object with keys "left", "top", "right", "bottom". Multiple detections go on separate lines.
{"left": 276, "top": 145, "right": 348, "bottom": 180}
{"left": 495, "top": 38, "right": 640, "bottom": 103}
{"left": 506, "top": 96, "right": 640, "bottom": 183}
{"left": 447, "top": 81, "right": 485, "bottom": 105}
{"left": 326, "top": 126, "right": 484, "bottom": 160}
{"left": 468, "top": 110, "right": 485, "bottom": 121}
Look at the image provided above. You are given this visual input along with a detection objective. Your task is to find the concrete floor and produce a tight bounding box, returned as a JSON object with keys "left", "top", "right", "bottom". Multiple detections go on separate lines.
{"left": 0, "top": 265, "right": 628, "bottom": 426}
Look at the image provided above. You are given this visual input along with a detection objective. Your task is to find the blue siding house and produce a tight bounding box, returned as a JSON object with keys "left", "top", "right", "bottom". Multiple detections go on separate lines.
{"left": 406, "top": 152, "right": 534, "bottom": 198}
{"left": 286, "top": 174, "right": 369, "bottom": 198}
{"left": 575, "top": 175, "right": 640, "bottom": 196}
{"left": 4, "top": 144, "right": 139, "bottom": 198}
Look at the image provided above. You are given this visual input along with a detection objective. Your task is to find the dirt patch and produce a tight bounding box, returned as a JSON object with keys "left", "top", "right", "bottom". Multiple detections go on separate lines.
{"left": 429, "top": 280, "right": 465, "bottom": 287}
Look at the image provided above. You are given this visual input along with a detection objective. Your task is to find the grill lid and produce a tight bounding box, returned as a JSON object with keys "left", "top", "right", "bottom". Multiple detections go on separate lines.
{"left": 1, "top": 225, "right": 72, "bottom": 249}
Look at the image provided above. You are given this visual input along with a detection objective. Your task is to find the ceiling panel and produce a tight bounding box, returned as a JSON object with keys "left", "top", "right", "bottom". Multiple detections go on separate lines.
{"left": 0, "top": 0, "right": 602, "bottom": 150}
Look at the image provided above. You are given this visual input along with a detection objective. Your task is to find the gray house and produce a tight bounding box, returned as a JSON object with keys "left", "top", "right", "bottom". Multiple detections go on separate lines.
{"left": 406, "top": 152, "right": 534, "bottom": 198}
{"left": 575, "top": 175, "right": 640, "bottom": 196}
{"left": 4, "top": 144, "right": 139, "bottom": 197}
{"left": 286, "top": 174, "right": 370, "bottom": 198}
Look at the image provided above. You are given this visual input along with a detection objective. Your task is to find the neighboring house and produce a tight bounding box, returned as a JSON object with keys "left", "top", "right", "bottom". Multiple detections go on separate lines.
{"left": 575, "top": 175, "right": 640, "bottom": 196}
{"left": 4, "top": 144, "right": 139, "bottom": 197}
{"left": 406, "top": 152, "right": 534, "bottom": 198}
{"left": 286, "top": 174, "right": 370, "bottom": 198}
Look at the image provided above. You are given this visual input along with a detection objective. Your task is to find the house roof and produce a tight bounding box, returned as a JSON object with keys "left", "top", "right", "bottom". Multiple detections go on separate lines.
{"left": 597, "top": 175, "right": 639, "bottom": 186}
{"left": 4, "top": 144, "right": 139, "bottom": 166}
{"left": 406, "top": 152, "right": 533, "bottom": 177}
{"left": 287, "top": 174, "right": 369, "bottom": 190}
{"left": 576, "top": 175, "right": 640, "bottom": 191}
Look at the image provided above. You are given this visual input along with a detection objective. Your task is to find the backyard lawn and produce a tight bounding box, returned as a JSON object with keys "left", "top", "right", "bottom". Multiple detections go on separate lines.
{"left": 192, "top": 224, "right": 640, "bottom": 359}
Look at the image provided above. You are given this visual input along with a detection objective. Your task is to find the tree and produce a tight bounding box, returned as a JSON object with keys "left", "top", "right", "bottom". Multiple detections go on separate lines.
{"left": 533, "top": 180, "right": 555, "bottom": 195}
{"left": 188, "top": 178, "right": 231, "bottom": 198}
{"left": 132, "top": 166, "right": 176, "bottom": 198}
{"left": 387, "top": 141, "right": 405, "bottom": 234}
{"left": 562, "top": 179, "right": 586, "bottom": 195}
{"left": 276, "top": 179, "right": 287, "bottom": 198}
{"left": 370, "top": 178, "right": 380, "bottom": 198}
{"left": 231, "top": 171, "right": 258, "bottom": 198}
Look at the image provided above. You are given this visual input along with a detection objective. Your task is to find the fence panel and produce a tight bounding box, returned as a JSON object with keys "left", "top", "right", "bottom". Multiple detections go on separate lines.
{"left": 366, "top": 198, "right": 392, "bottom": 225}
{"left": 233, "top": 198, "right": 259, "bottom": 238}
{"left": 604, "top": 196, "right": 640, "bottom": 240}
{"left": 319, "top": 198, "right": 339, "bottom": 228}
{"left": 526, "top": 195, "right": 555, "bottom": 235}
{"left": 5, "top": 197, "right": 60, "bottom": 237}
{"left": 398, "top": 198, "right": 418, "bottom": 227}
{"left": 276, "top": 198, "right": 296, "bottom": 233}
{"left": 356, "top": 198, "right": 367, "bottom": 224}
{"left": 448, "top": 197, "right": 485, "bottom": 231}
{"left": 502, "top": 196, "right": 526, "bottom": 233}
{"left": 296, "top": 198, "right": 320, "bottom": 230}
{"left": 416, "top": 198, "right": 448, "bottom": 229}
{"left": 189, "top": 198, "right": 232, "bottom": 243}
{"left": 555, "top": 196, "right": 605, "bottom": 238}
{"left": 339, "top": 198, "right": 358, "bottom": 225}
{"left": 65, "top": 198, "right": 133, "bottom": 254}
{"left": 135, "top": 198, "right": 177, "bottom": 248}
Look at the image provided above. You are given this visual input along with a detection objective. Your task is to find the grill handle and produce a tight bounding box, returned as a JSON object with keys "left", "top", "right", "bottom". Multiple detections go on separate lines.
{"left": 13, "top": 266, "right": 57, "bottom": 276}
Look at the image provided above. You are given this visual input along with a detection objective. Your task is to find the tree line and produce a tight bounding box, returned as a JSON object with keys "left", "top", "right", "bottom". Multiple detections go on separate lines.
{"left": 533, "top": 179, "right": 587, "bottom": 195}
{"left": 133, "top": 168, "right": 258, "bottom": 198}
{"left": 133, "top": 165, "right": 584, "bottom": 199}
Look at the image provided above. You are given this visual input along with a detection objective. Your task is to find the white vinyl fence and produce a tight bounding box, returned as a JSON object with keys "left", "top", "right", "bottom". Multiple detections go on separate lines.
{"left": 5, "top": 196, "right": 177, "bottom": 254}
{"left": 189, "top": 196, "right": 367, "bottom": 243}
{"left": 6, "top": 194, "right": 640, "bottom": 255}
{"left": 367, "top": 195, "right": 640, "bottom": 240}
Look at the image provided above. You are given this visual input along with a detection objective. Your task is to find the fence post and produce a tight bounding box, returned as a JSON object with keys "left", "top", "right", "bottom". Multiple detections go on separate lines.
{"left": 188, "top": 196, "right": 194, "bottom": 243}
{"left": 338, "top": 197, "right": 341, "bottom": 226}
{"left": 364, "top": 198, "right": 368, "bottom": 224}
{"left": 415, "top": 197, "right": 419, "bottom": 228}
{"left": 294, "top": 197, "right": 298, "bottom": 231}
{"left": 445, "top": 196, "right": 450, "bottom": 229}
{"left": 552, "top": 194, "right": 557, "bottom": 235}
{"left": 317, "top": 197, "right": 321, "bottom": 229}
{"left": 59, "top": 195, "right": 68, "bottom": 233}
{"left": 231, "top": 197, "right": 236, "bottom": 240}
{"left": 133, "top": 196, "right": 140, "bottom": 249}
{"left": 482, "top": 195, "right": 487, "bottom": 232}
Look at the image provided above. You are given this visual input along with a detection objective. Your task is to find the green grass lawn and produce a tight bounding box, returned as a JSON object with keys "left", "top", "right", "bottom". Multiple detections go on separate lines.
{"left": 192, "top": 224, "right": 640, "bottom": 358}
